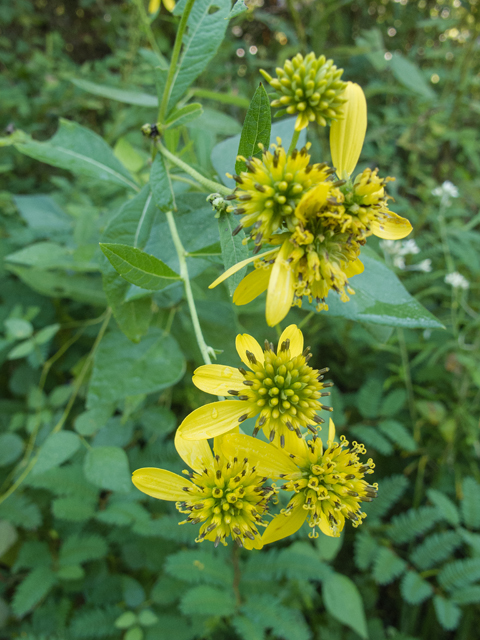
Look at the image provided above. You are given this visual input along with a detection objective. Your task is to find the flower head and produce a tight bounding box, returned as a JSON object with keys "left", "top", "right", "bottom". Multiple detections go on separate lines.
{"left": 132, "top": 433, "right": 278, "bottom": 549}
{"left": 222, "top": 421, "right": 376, "bottom": 542}
{"left": 445, "top": 271, "right": 469, "bottom": 290}
{"left": 180, "top": 325, "right": 332, "bottom": 449}
{"left": 227, "top": 139, "right": 333, "bottom": 246}
{"left": 260, "top": 53, "right": 347, "bottom": 131}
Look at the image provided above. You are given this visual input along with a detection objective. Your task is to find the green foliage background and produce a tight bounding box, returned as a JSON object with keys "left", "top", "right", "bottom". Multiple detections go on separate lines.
{"left": 0, "top": 0, "right": 479, "bottom": 639}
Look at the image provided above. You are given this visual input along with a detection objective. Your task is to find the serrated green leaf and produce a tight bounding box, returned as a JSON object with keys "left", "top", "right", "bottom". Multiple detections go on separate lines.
{"left": 426, "top": 488, "right": 460, "bottom": 526}
{"left": 52, "top": 497, "right": 96, "bottom": 522}
{"left": 323, "top": 573, "right": 368, "bottom": 639}
{"left": 100, "top": 243, "right": 180, "bottom": 291}
{"left": 0, "top": 494, "right": 42, "bottom": 530}
{"left": 14, "top": 119, "right": 138, "bottom": 190}
{"left": 235, "top": 84, "right": 271, "bottom": 175}
{"left": 350, "top": 425, "right": 393, "bottom": 455}
{"left": 32, "top": 431, "right": 80, "bottom": 476}
{"left": 59, "top": 534, "right": 108, "bottom": 566}
{"left": 388, "top": 506, "right": 442, "bottom": 544}
{"left": 363, "top": 474, "right": 409, "bottom": 520}
{"left": 438, "top": 557, "right": 480, "bottom": 591}
{"left": 217, "top": 211, "right": 248, "bottom": 295}
{"left": 373, "top": 547, "right": 407, "bottom": 585}
{"left": 356, "top": 377, "right": 383, "bottom": 418}
{"left": 71, "top": 78, "right": 158, "bottom": 107}
{"left": 354, "top": 531, "right": 379, "bottom": 570}
{"left": 165, "top": 550, "right": 233, "bottom": 586}
{"left": 0, "top": 433, "right": 24, "bottom": 466}
{"left": 410, "top": 530, "right": 462, "bottom": 571}
{"left": 316, "top": 531, "right": 343, "bottom": 562}
{"left": 180, "top": 585, "right": 236, "bottom": 617}
{"left": 241, "top": 594, "right": 311, "bottom": 640}
{"left": 379, "top": 388, "right": 407, "bottom": 417}
{"left": 150, "top": 153, "right": 175, "bottom": 212}
{"left": 83, "top": 446, "right": 131, "bottom": 494}
{"left": 461, "top": 476, "right": 480, "bottom": 529}
{"left": 12, "top": 566, "right": 57, "bottom": 616}
{"left": 232, "top": 616, "right": 265, "bottom": 640}
{"left": 168, "top": 0, "right": 231, "bottom": 111}
{"left": 433, "top": 596, "right": 461, "bottom": 631}
{"left": 165, "top": 103, "right": 203, "bottom": 129}
{"left": 87, "top": 328, "right": 185, "bottom": 408}
{"left": 0, "top": 520, "right": 18, "bottom": 557}
{"left": 56, "top": 564, "right": 85, "bottom": 581}
{"left": 379, "top": 419, "right": 417, "bottom": 452}
{"left": 450, "top": 585, "right": 480, "bottom": 605}
{"left": 400, "top": 570, "right": 433, "bottom": 604}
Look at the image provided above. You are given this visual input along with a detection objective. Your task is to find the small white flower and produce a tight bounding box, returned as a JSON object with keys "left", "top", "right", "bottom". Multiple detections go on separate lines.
{"left": 380, "top": 239, "right": 399, "bottom": 255}
{"left": 445, "top": 271, "right": 469, "bottom": 290}
{"left": 406, "top": 259, "right": 432, "bottom": 273}
{"left": 423, "top": 329, "right": 432, "bottom": 340}
{"left": 432, "top": 181, "right": 459, "bottom": 206}
{"left": 400, "top": 239, "right": 420, "bottom": 256}
{"left": 393, "top": 255, "right": 406, "bottom": 270}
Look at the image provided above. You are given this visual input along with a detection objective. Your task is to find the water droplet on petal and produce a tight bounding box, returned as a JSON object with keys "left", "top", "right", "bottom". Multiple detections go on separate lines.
{"left": 212, "top": 407, "right": 218, "bottom": 419}
{"left": 222, "top": 367, "right": 233, "bottom": 378}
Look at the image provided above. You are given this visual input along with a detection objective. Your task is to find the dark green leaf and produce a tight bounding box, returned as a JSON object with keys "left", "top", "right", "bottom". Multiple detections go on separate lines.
{"left": 165, "top": 103, "right": 203, "bottom": 129}
{"left": 217, "top": 211, "right": 248, "bottom": 295}
{"left": 32, "top": 431, "right": 81, "bottom": 476}
{"left": 235, "top": 83, "right": 271, "bottom": 175}
{"left": 150, "top": 153, "right": 175, "bottom": 212}
{"left": 390, "top": 54, "right": 436, "bottom": 101}
{"left": 323, "top": 573, "right": 368, "bottom": 640}
{"left": 180, "top": 585, "right": 236, "bottom": 617}
{"left": 11, "top": 566, "right": 57, "bottom": 616}
{"left": 0, "top": 434, "right": 24, "bottom": 467}
{"left": 83, "top": 446, "right": 131, "bottom": 493}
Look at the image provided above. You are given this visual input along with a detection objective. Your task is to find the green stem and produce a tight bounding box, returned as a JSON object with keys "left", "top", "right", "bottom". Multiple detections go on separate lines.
{"left": 286, "top": 0, "right": 307, "bottom": 49}
{"left": 287, "top": 129, "right": 301, "bottom": 155}
{"left": 397, "top": 328, "right": 417, "bottom": 428}
{"left": 133, "top": 0, "right": 167, "bottom": 66}
{"left": 158, "top": 0, "right": 197, "bottom": 123}
{"left": 0, "top": 310, "right": 112, "bottom": 507}
{"left": 157, "top": 140, "right": 231, "bottom": 196}
{"left": 165, "top": 211, "right": 213, "bottom": 365}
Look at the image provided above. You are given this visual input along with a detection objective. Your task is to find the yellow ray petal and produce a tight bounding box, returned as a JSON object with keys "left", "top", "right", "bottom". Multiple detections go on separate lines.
{"left": 277, "top": 324, "right": 304, "bottom": 358}
{"left": 221, "top": 433, "right": 298, "bottom": 477}
{"left": 193, "top": 365, "right": 245, "bottom": 396}
{"left": 371, "top": 211, "right": 413, "bottom": 240}
{"left": 148, "top": 0, "right": 161, "bottom": 13}
{"left": 174, "top": 430, "right": 213, "bottom": 472}
{"left": 233, "top": 266, "right": 272, "bottom": 306}
{"left": 243, "top": 535, "right": 264, "bottom": 550}
{"left": 344, "top": 258, "right": 364, "bottom": 278}
{"left": 330, "top": 82, "right": 367, "bottom": 179}
{"left": 265, "top": 241, "right": 295, "bottom": 327}
{"left": 328, "top": 418, "right": 336, "bottom": 443}
{"left": 296, "top": 183, "right": 331, "bottom": 222}
{"left": 163, "top": 0, "right": 175, "bottom": 11}
{"left": 235, "top": 333, "right": 265, "bottom": 367}
{"left": 213, "top": 428, "right": 240, "bottom": 459}
{"left": 132, "top": 467, "right": 193, "bottom": 501}
{"left": 178, "top": 400, "right": 253, "bottom": 440}
{"left": 318, "top": 510, "right": 344, "bottom": 538}
{"left": 209, "top": 248, "right": 278, "bottom": 290}
{"left": 262, "top": 501, "right": 308, "bottom": 545}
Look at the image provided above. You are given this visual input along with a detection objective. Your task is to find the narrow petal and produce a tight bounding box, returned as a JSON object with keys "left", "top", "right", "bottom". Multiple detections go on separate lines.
{"left": 193, "top": 365, "right": 245, "bottom": 396}
{"left": 328, "top": 418, "right": 336, "bottom": 443}
{"left": 209, "top": 248, "right": 278, "bottom": 289}
{"left": 277, "top": 324, "right": 304, "bottom": 358}
{"left": 318, "top": 510, "right": 344, "bottom": 538}
{"left": 163, "top": 0, "right": 175, "bottom": 11}
{"left": 265, "top": 241, "right": 295, "bottom": 327}
{"left": 148, "top": 0, "right": 161, "bottom": 13}
{"left": 174, "top": 430, "right": 213, "bottom": 472}
{"left": 262, "top": 502, "right": 308, "bottom": 545}
{"left": 132, "top": 468, "right": 194, "bottom": 501}
{"left": 178, "top": 400, "right": 253, "bottom": 440}
{"left": 343, "top": 259, "right": 364, "bottom": 278}
{"left": 371, "top": 211, "right": 413, "bottom": 240}
{"left": 221, "top": 433, "right": 298, "bottom": 477}
{"left": 244, "top": 535, "right": 264, "bottom": 550}
{"left": 236, "top": 334, "right": 265, "bottom": 366}
{"left": 233, "top": 267, "right": 272, "bottom": 306}
{"left": 330, "top": 82, "right": 367, "bottom": 179}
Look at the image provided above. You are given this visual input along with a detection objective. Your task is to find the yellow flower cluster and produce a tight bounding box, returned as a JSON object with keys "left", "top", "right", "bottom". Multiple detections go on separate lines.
{"left": 212, "top": 80, "right": 412, "bottom": 326}
{"left": 132, "top": 326, "right": 377, "bottom": 547}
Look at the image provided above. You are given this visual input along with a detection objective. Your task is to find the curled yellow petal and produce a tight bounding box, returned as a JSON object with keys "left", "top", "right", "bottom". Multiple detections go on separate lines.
{"left": 330, "top": 82, "right": 367, "bottom": 179}
{"left": 220, "top": 433, "right": 298, "bottom": 478}
{"left": 262, "top": 500, "right": 307, "bottom": 545}
{"left": 295, "top": 182, "right": 330, "bottom": 222}
{"left": 344, "top": 258, "right": 364, "bottom": 278}
{"left": 193, "top": 365, "right": 245, "bottom": 396}
{"left": 233, "top": 266, "right": 272, "bottom": 306}
{"left": 178, "top": 400, "right": 253, "bottom": 440}
{"left": 371, "top": 211, "right": 413, "bottom": 240}
{"left": 209, "top": 248, "right": 278, "bottom": 290}
{"left": 174, "top": 430, "right": 213, "bottom": 472}
{"left": 132, "top": 467, "right": 193, "bottom": 501}
{"left": 265, "top": 241, "right": 295, "bottom": 327}
{"left": 328, "top": 417, "right": 336, "bottom": 443}
{"left": 235, "top": 333, "right": 265, "bottom": 367}
{"left": 277, "top": 324, "right": 304, "bottom": 358}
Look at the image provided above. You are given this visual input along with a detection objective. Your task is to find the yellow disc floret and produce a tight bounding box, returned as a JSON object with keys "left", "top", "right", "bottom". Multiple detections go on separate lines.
{"left": 260, "top": 53, "right": 348, "bottom": 131}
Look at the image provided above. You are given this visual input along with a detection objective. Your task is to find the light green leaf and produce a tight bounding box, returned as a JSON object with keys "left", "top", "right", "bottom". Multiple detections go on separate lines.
{"left": 138, "top": 610, "right": 158, "bottom": 627}
{"left": 32, "top": 431, "right": 80, "bottom": 476}
{"left": 150, "top": 153, "right": 175, "bottom": 212}
{"left": 125, "top": 626, "right": 143, "bottom": 640}
{"left": 235, "top": 84, "right": 271, "bottom": 175}
{"left": 228, "top": 0, "right": 248, "bottom": 19}
{"left": 168, "top": 0, "right": 231, "bottom": 111}
{"left": 322, "top": 246, "right": 444, "bottom": 328}
{"left": 115, "top": 612, "right": 137, "bottom": 629}
{"left": 390, "top": 53, "right": 436, "bottom": 101}
{"left": 427, "top": 488, "right": 460, "bottom": 526}
{"left": 56, "top": 565, "right": 85, "bottom": 581}
{"left": 373, "top": 547, "right": 407, "bottom": 585}
{"left": 52, "top": 497, "right": 96, "bottom": 521}
{"left": 323, "top": 573, "right": 368, "bottom": 640}
{"left": 165, "top": 550, "right": 233, "bottom": 587}
{"left": 379, "top": 419, "right": 417, "bottom": 452}
{"left": 14, "top": 119, "right": 138, "bottom": 190}
{"left": 450, "top": 585, "right": 480, "bottom": 605}
{"left": 400, "top": 570, "right": 433, "bottom": 604}
{"left": 5, "top": 242, "right": 99, "bottom": 272}
{"left": 461, "top": 476, "right": 480, "bottom": 529}
{"left": 114, "top": 138, "right": 146, "bottom": 174}
{"left": 87, "top": 328, "right": 185, "bottom": 408}
{"left": 13, "top": 194, "right": 72, "bottom": 237}
{"left": 83, "top": 446, "right": 131, "bottom": 493}
{"left": 11, "top": 566, "right": 57, "bottom": 616}
{"left": 74, "top": 405, "right": 114, "bottom": 437}
{"left": 59, "top": 534, "right": 108, "bottom": 566}
{"left": 7, "top": 339, "right": 35, "bottom": 361}
{"left": 4, "top": 318, "right": 33, "bottom": 340}
{"left": 0, "top": 434, "right": 24, "bottom": 467}
{"left": 165, "top": 103, "right": 203, "bottom": 129}
{"left": 34, "top": 324, "right": 60, "bottom": 345}
{"left": 0, "top": 520, "right": 18, "bottom": 557}
{"left": 217, "top": 211, "right": 248, "bottom": 295}
{"left": 180, "top": 585, "right": 236, "bottom": 617}
{"left": 100, "top": 243, "right": 181, "bottom": 291}
{"left": 71, "top": 78, "right": 158, "bottom": 107}
{"left": 433, "top": 596, "right": 461, "bottom": 631}
{"left": 316, "top": 531, "right": 343, "bottom": 562}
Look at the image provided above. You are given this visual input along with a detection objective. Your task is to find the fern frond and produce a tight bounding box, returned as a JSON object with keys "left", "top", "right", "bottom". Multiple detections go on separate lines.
{"left": 388, "top": 506, "right": 442, "bottom": 544}
{"left": 433, "top": 595, "right": 461, "bottom": 631}
{"left": 400, "top": 570, "right": 433, "bottom": 604}
{"left": 372, "top": 547, "right": 407, "bottom": 585}
{"left": 410, "top": 530, "right": 462, "bottom": 571}
{"left": 438, "top": 557, "right": 480, "bottom": 591}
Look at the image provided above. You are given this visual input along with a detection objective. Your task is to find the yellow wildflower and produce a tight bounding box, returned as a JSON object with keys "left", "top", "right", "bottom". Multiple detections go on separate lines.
{"left": 260, "top": 53, "right": 347, "bottom": 131}
{"left": 179, "top": 324, "right": 333, "bottom": 449}
{"left": 222, "top": 420, "right": 377, "bottom": 542}
{"left": 132, "top": 431, "right": 279, "bottom": 549}
{"left": 148, "top": 0, "right": 175, "bottom": 13}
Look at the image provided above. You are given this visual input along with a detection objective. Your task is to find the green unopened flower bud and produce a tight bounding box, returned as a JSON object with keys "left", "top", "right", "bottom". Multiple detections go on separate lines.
{"left": 260, "top": 53, "right": 348, "bottom": 132}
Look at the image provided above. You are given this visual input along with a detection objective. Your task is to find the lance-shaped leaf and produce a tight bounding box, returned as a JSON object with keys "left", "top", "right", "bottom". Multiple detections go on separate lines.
{"left": 165, "top": 103, "right": 203, "bottom": 129}
{"left": 217, "top": 211, "right": 248, "bottom": 295}
{"left": 235, "top": 83, "right": 271, "bottom": 175}
{"left": 100, "top": 243, "right": 181, "bottom": 291}
{"left": 70, "top": 78, "right": 158, "bottom": 107}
